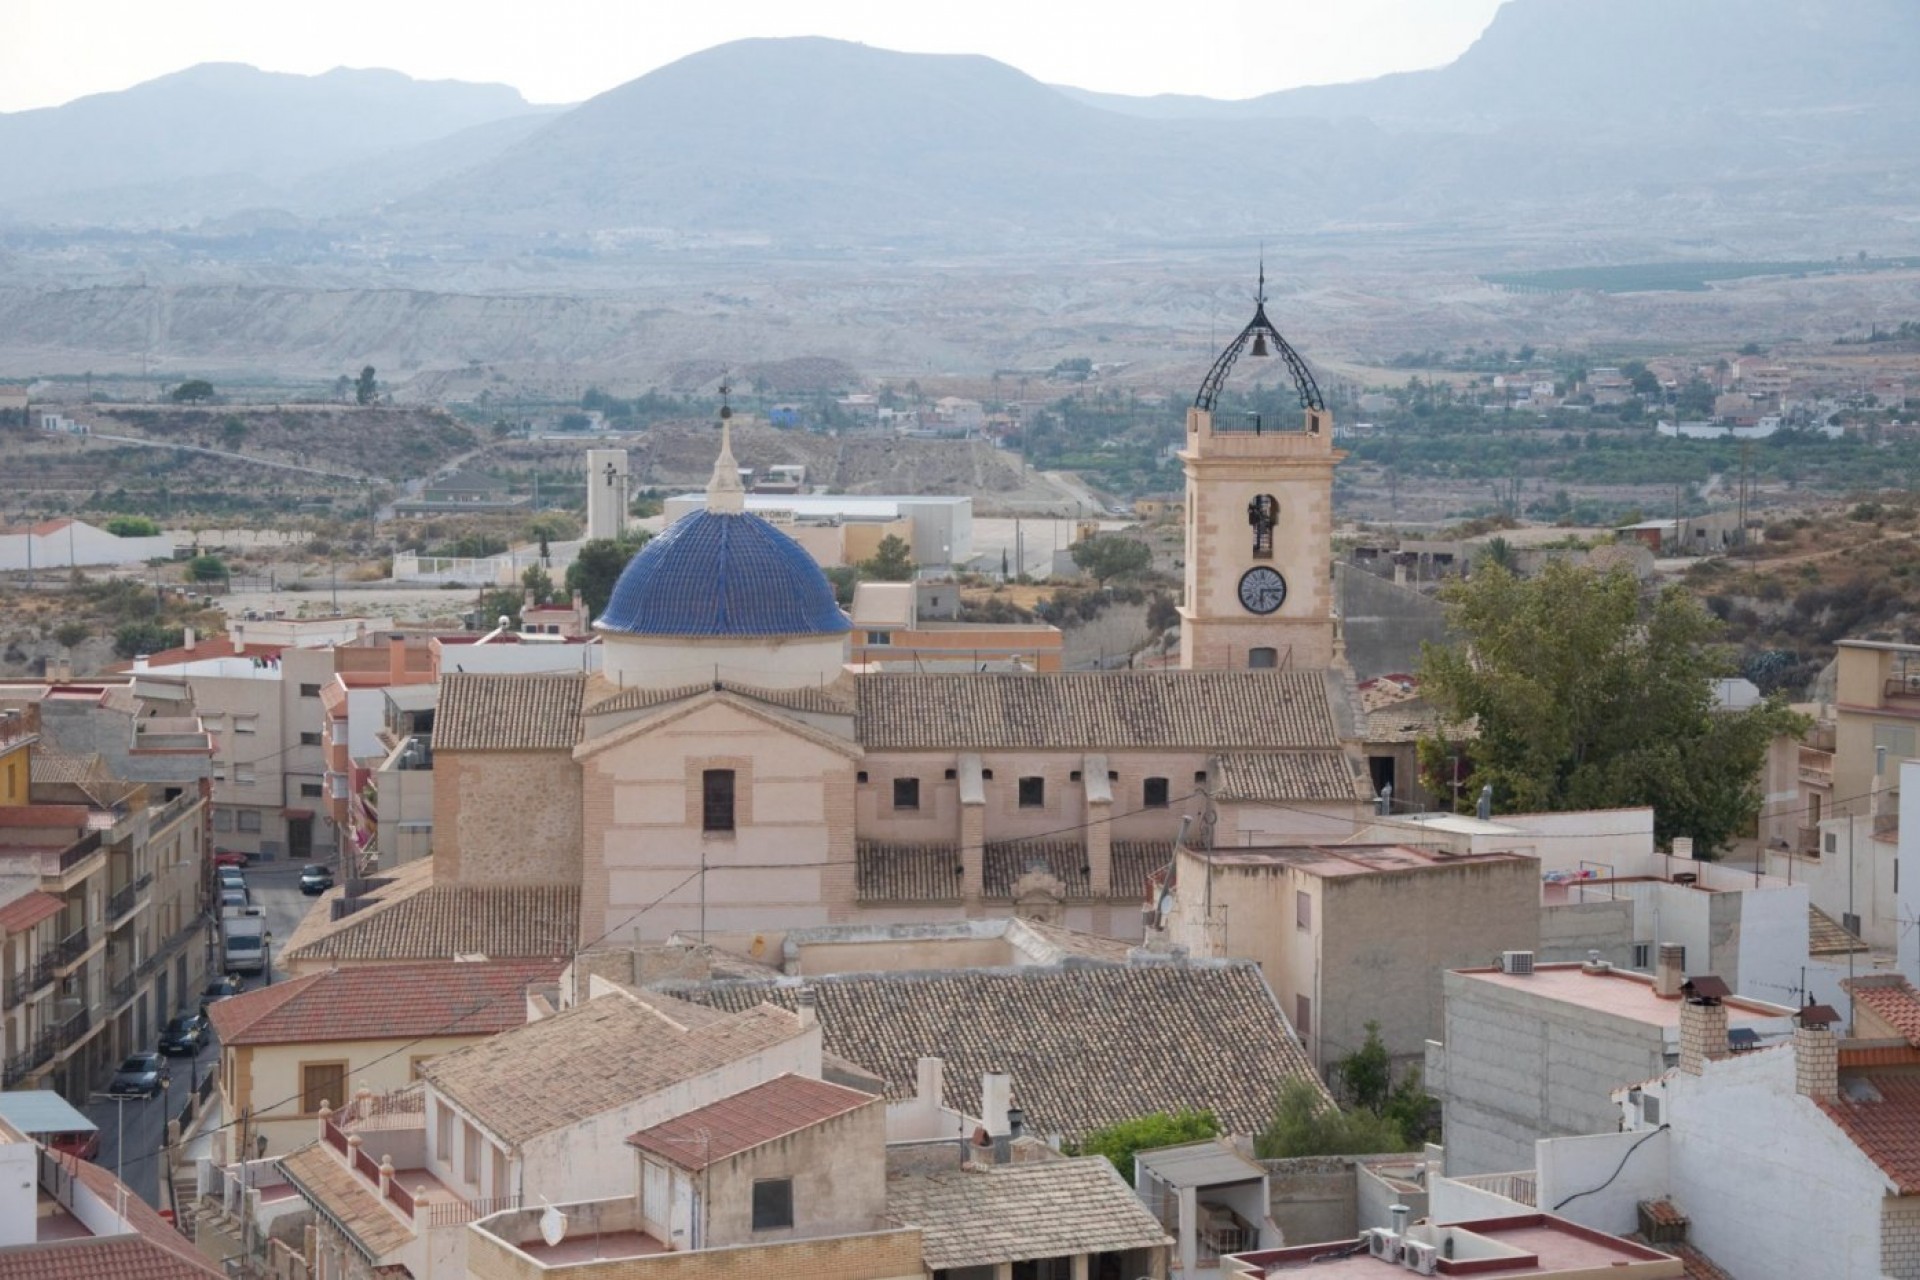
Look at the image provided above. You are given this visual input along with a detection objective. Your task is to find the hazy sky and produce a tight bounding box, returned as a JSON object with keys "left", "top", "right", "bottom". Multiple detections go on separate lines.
{"left": 0, "top": 0, "right": 1509, "bottom": 112}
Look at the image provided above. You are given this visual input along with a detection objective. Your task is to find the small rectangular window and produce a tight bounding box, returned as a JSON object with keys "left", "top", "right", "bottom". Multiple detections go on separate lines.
{"left": 1144, "top": 777, "right": 1170, "bottom": 808}
{"left": 213, "top": 809, "right": 233, "bottom": 833}
{"left": 943, "top": 768, "right": 956, "bottom": 780}
{"left": 300, "top": 731, "right": 322, "bottom": 746}
{"left": 299, "top": 782, "right": 323, "bottom": 798}
{"left": 1296, "top": 890, "right": 1312, "bottom": 930}
{"left": 234, "top": 766, "right": 256, "bottom": 787}
{"left": 703, "top": 769, "right": 736, "bottom": 833}
{"left": 892, "top": 777, "right": 920, "bottom": 811}
{"left": 1018, "top": 776, "right": 1045, "bottom": 809}
{"left": 300, "top": 683, "right": 322, "bottom": 698}
{"left": 1194, "top": 770, "right": 1208, "bottom": 784}
{"left": 1069, "top": 770, "right": 1081, "bottom": 782}
{"left": 301, "top": 1061, "right": 346, "bottom": 1114}
{"left": 1633, "top": 943, "right": 1651, "bottom": 969}
{"left": 1641, "top": 1094, "right": 1661, "bottom": 1125}
{"left": 233, "top": 717, "right": 258, "bottom": 735}
{"left": 237, "top": 810, "right": 262, "bottom": 833}
{"left": 865, "top": 630, "right": 892, "bottom": 646}
{"left": 1295, "top": 994, "right": 1313, "bottom": 1036}
{"left": 751, "top": 1178, "right": 794, "bottom": 1231}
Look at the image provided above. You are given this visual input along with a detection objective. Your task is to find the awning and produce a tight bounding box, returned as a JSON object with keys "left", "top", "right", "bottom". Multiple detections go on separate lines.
{"left": 281, "top": 807, "right": 315, "bottom": 820}
{"left": 0, "top": 891, "right": 65, "bottom": 934}
{"left": 0, "top": 1091, "right": 97, "bottom": 1135}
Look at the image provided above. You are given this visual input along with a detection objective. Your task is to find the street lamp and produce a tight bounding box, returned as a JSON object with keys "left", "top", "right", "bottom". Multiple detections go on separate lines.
{"left": 89, "top": 1090, "right": 138, "bottom": 1185}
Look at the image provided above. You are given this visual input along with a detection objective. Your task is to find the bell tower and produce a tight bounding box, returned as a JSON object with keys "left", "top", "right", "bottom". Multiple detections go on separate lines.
{"left": 1179, "top": 270, "right": 1343, "bottom": 670}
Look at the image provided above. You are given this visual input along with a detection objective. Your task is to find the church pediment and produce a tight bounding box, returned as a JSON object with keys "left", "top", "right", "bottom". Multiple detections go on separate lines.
{"left": 574, "top": 686, "right": 863, "bottom": 764}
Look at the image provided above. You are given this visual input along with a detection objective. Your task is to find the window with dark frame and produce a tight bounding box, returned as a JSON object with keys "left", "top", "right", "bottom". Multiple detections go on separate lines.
{"left": 1144, "top": 777, "right": 1170, "bottom": 808}
{"left": 702, "top": 769, "right": 736, "bottom": 833}
{"left": 301, "top": 1061, "right": 346, "bottom": 1114}
{"left": 751, "top": 1177, "right": 794, "bottom": 1231}
{"left": 893, "top": 777, "right": 920, "bottom": 811}
{"left": 1018, "top": 776, "right": 1044, "bottom": 808}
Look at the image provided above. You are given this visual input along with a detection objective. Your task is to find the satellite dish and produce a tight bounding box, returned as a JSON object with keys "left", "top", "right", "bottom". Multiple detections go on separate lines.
{"left": 1156, "top": 889, "right": 1175, "bottom": 925}
{"left": 540, "top": 1204, "right": 568, "bottom": 1247}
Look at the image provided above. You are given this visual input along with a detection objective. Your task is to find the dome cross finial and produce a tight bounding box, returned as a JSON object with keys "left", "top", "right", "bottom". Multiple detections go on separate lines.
{"left": 707, "top": 375, "right": 746, "bottom": 513}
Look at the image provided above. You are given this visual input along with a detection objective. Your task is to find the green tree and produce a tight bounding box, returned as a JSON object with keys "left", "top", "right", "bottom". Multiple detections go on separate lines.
{"left": 1070, "top": 534, "right": 1152, "bottom": 585}
{"left": 355, "top": 366, "right": 378, "bottom": 407}
{"left": 1255, "top": 1080, "right": 1410, "bottom": 1159}
{"left": 1334, "top": 1022, "right": 1438, "bottom": 1148}
{"left": 112, "top": 622, "right": 184, "bottom": 660}
{"left": 169, "top": 379, "right": 215, "bottom": 403}
{"left": 859, "top": 534, "right": 916, "bottom": 582}
{"left": 565, "top": 532, "right": 651, "bottom": 620}
{"left": 521, "top": 564, "right": 556, "bottom": 607}
{"left": 186, "top": 554, "right": 228, "bottom": 584}
{"left": 220, "top": 416, "right": 248, "bottom": 449}
{"left": 1417, "top": 561, "right": 1809, "bottom": 856}
{"left": 1478, "top": 536, "right": 1519, "bottom": 573}
{"left": 103, "top": 516, "right": 160, "bottom": 537}
{"left": 54, "top": 621, "right": 91, "bottom": 652}
{"left": 1074, "top": 1109, "right": 1220, "bottom": 1186}
{"left": 476, "top": 587, "right": 524, "bottom": 629}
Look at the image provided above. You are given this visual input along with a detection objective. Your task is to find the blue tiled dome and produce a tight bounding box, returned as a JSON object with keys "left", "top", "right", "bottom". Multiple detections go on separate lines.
{"left": 597, "top": 510, "right": 852, "bottom": 638}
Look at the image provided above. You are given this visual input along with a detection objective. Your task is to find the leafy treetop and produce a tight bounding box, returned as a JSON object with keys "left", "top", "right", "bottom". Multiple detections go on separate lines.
{"left": 1070, "top": 534, "right": 1153, "bottom": 585}
{"left": 170, "top": 379, "right": 215, "bottom": 403}
{"left": 1417, "top": 560, "right": 1808, "bottom": 856}
{"left": 859, "top": 534, "right": 916, "bottom": 583}
{"left": 1074, "top": 1109, "right": 1220, "bottom": 1186}
{"left": 565, "top": 531, "right": 652, "bottom": 620}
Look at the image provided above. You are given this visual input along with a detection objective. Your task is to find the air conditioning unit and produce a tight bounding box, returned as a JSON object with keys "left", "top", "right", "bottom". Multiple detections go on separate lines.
{"left": 1500, "top": 950, "right": 1534, "bottom": 976}
{"left": 1402, "top": 1240, "right": 1439, "bottom": 1275}
{"left": 1365, "top": 1228, "right": 1400, "bottom": 1261}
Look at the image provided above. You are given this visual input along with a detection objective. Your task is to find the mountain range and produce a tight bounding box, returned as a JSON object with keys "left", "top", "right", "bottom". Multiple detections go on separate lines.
{"left": 3, "top": 0, "right": 1917, "bottom": 254}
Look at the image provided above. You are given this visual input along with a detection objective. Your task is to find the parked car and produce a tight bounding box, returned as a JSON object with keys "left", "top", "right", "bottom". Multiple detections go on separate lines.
{"left": 298, "top": 863, "right": 335, "bottom": 895}
{"left": 158, "top": 1013, "right": 209, "bottom": 1056}
{"left": 219, "top": 886, "right": 249, "bottom": 910}
{"left": 106, "top": 1052, "right": 169, "bottom": 1098}
{"left": 200, "top": 975, "right": 241, "bottom": 1014}
{"left": 216, "top": 867, "right": 247, "bottom": 891}
{"left": 212, "top": 848, "right": 251, "bottom": 868}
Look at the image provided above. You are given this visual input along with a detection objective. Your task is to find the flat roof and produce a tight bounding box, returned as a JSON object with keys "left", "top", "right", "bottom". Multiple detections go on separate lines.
{"left": 1387, "top": 813, "right": 1527, "bottom": 836}
{"left": 1199, "top": 844, "right": 1533, "bottom": 879}
{"left": 1455, "top": 962, "right": 1793, "bottom": 1027}
{"left": 1231, "top": 1214, "right": 1682, "bottom": 1277}
{"left": 671, "top": 493, "right": 969, "bottom": 517}
{"left": 1136, "top": 1139, "right": 1265, "bottom": 1188}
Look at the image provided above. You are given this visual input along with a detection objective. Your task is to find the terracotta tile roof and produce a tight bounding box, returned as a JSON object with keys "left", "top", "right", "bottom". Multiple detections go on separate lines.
{"left": 279, "top": 1142, "right": 415, "bottom": 1259}
{"left": 887, "top": 1157, "right": 1169, "bottom": 1270}
{"left": 0, "top": 1237, "right": 223, "bottom": 1280}
{"left": 855, "top": 670, "right": 1345, "bottom": 750}
{"left": 421, "top": 993, "right": 805, "bottom": 1145}
{"left": 1817, "top": 1074, "right": 1920, "bottom": 1193}
{"left": 677, "top": 961, "right": 1323, "bottom": 1140}
{"left": 282, "top": 863, "right": 577, "bottom": 966}
{"left": 628, "top": 1074, "right": 877, "bottom": 1170}
{"left": 855, "top": 841, "right": 1170, "bottom": 903}
{"left": 435, "top": 672, "right": 585, "bottom": 751}
{"left": 1809, "top": 906, "right": 1868, "bottom": 956}
{"left": 28, "top": 749, "right": 103, "bottom": 786}
{"left": 1212, "top": 750, "right": 1365, "bottom": 802}
{"left": 208, "top": 959, "right": 560, "bottom": 1046}
{"left": 0, "top": 889, "right": 66, "bottom": 933}
{"left": 1845, "top": 976, "right": 1920, "bottom": 1046}
{"left": 1627, "top": 1236, "right": 1734, "bottom": 1280}
{"left": 585, "top": 677, "right": 855, "bottom": 718}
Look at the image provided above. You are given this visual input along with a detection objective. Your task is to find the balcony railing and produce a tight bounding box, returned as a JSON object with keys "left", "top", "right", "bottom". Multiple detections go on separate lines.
{"left": 107, "top": 873, "right": 152, "bottom": 922}
{"left": 56, "top": 831, "right": 102, "bottom": 874}
{"left": 108, "top": 971, "right": 136, "bottom": 1008}
{"left": 147, "top": 790, "right": 201, "bottom": 832}
{"left": 430, "top": 1194, "right": 519, "bottom": 1228}
{"left": 53, "top": 928, "right": 91, "bottom": 969}
{"left": 2, "top": 1030, "right": 56, "bottom": 1085}
{"left": 1886, "top": 675, "right": 1920, "bottom": 703}
{"left": 51, "top": 1006, "right": 91, "bottom": 1052}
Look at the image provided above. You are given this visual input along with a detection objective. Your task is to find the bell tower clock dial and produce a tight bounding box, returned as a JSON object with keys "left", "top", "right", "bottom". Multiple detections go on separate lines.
{"left": 1177, "top": 263, "right": 1344, "bottom": 670}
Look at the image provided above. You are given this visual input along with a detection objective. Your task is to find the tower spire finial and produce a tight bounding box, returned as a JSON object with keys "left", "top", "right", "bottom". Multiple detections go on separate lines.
{"left": 707, "top": 374, "right": 746, "bottom": 514}
{"left": 1256, "top": 246, "right": 1266, "bottom": 306}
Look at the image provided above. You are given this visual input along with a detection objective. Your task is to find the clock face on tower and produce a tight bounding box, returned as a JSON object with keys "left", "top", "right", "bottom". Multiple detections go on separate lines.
{"left": 1238, "top": 566, "right": 1288, "bottom": 614}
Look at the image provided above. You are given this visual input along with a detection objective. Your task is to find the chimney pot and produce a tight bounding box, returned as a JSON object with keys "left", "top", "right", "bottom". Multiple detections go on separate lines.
{"left": 1654, "top": 943, "right": 1685, "bottom": 998}
{"left": 1795, "top": 1024, "right": 1839, "bottom": 1102}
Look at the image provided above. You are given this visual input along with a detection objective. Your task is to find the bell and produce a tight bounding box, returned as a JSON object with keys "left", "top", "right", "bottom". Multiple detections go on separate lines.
{"left": 1251, "top": 331, "right": 1271, "bottom": 358}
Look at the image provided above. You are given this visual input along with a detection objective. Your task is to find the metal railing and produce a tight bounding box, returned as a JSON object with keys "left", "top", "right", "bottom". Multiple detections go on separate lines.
{"left": 56, "top": 831, "right": 102, "bottom": 873}
{"left": 429, "top": 1194, "right": 519, "bottom": 1229}
{"left": 108, "top": 971, "right": 135, "bottom": 1008}
{"left": 51, "top": 1006, "right": 91, "bottom": 1051}
{"left": 147, "top": 790, "right": 201, "bottom": 832}
{"left": 108, "top": 875, "right": 151, "bottom": 921}
{"left": 53, "top": 928, "right": 91, "bottom": 967}
{"left": 2, "top": 1030, "right": 55, "bottom": 1085}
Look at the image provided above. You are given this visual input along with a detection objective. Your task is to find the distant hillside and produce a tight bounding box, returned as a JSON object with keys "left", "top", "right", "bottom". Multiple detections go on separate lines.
{"left": 0, "top": 64, "right": 545, "bottom": 224}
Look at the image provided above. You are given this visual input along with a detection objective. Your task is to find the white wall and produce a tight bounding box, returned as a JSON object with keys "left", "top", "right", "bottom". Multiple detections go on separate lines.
{"left": 438, "top": 643, "right": 602, "bottom": 675}
{"left": 1731, "top": 879, "right": 1812, "bottom": 1009}
{"left": 1532, "top": 1129, "right": 1671, "bottom": 1236}
{"left": 1900, "top": 761, "right": 1920, "bottom": 984}
{"left": 0, "top": 1139, "right": 35, "bottom": 1246}
{"left": 0, "top": 523, "right": 174, "bottom": 571}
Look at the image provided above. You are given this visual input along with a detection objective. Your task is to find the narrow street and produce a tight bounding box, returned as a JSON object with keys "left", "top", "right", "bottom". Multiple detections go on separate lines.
{"left": 85, "top": 857, "right": 316, "bottom": 1205}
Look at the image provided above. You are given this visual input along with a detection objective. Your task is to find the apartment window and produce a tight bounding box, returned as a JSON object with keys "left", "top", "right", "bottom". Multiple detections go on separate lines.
{"left": 237, "top": 811, "right": 262, "bottom": 833}
{"left": 329, "top": 773, "right": 347, "bottom": 799}
{"left": 702, "top": 769, "right": 736, "bottom": 833}
{"left": 234, "top": 766, "right": 256, "bottom": 787}
{"left": 299, "top": 683, "right": 322, "bottom": 698}
{"left": 1143, "top": 777, "right": 1170, "bottom": 808}
{"left": 1248, "top": 647, "right": 1278, "bottom": 670}
{"left": 233, "top": 716, "right": 258, "bottom": 735}
{"left": 751, "top": 1178, "right": 794, "bottom": 1231}
{"left": 299, "top": 731, "right": 322, "bottom": 747}
{"left": 1296, "top": 890, "right": 1312, "bottom": 930}
{"left": 1633, "top": 943, "right": 1652, "bottom": 969}
{"left": 1017, "top": 776, "right": 1045, "bottom": 809}
{"left": 213, "top": 809, "right": 233, "bottom": 833}
{"left": 866, "top": 630, "right": 892, "bottom": 646}
{"left": 892, "top": 777, "right": 921, "bottom": 811}
{"left": 301, "top": 1061, "right": 346, "bottom": 1114}
{"left": 330, "top": 721, "right": 347, "bottom": 745}
{"left": 300, "top": 783, "right": 323, "bottom": 798}
{"left": 1295, "top": 994, "right": 1312, "bottom": 1037}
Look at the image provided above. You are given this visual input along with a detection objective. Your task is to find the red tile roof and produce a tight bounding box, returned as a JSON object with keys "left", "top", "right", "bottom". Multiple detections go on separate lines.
{"left": 1817, "top": 1075, "right": 1920, "bottom": 1193}
{"left": 0, "top": 1236, "right": 222, "bottom": 1280}
{"left": 627, "top": 1074, "right": 876, "bottom": 1171}
{"left": 207, "top": 958, "right": 561, "bottom": 1046}
{"left": 1846, "top": 976, "right": 1920, "bottom": 1047}
{"left": 0, "top": 890, "right": 66, "bottom": 933}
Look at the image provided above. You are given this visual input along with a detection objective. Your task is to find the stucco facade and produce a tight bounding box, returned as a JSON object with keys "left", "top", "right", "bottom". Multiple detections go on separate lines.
{"left": 436, "top": 750, "right": 582, "bottom": 885}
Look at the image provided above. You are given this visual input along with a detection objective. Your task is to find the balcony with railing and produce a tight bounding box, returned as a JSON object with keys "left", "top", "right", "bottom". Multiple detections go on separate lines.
{"left": 1798, "top": 746, "right": 1834, "bottom": 788}
{"left": 50, "top": 1004, "right": 91, "bottom": 1053}
{"left": 315, "top": 1088, "right": 475, "bottom": 1232}
{"left": 107, "top": 872, "right": 153, "bottom": 925}
{"left": 52, "top": 926, "right": 95, "bottom": 974}
{"left": 2, "top": 1028, "right": 55, "bottom": 1085}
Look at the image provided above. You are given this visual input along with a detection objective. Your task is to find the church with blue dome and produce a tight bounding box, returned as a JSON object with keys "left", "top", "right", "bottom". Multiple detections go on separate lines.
{"left": 595, "top": 416, "right": 853, "bottom": 691}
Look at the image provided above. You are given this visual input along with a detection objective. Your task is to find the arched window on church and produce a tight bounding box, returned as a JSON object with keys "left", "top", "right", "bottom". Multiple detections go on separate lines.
{"left": 1248, "top": 647, "right": 1278, "bottom": 669}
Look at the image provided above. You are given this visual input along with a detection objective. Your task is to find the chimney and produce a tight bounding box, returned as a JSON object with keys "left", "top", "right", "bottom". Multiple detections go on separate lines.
{"left": 1654, "top": 943, "right": 1685, "bottom": 998}
{"left": 48, "top": 657, "right": 71, "bottom": 684}
{"left": 795, "top": 986, "right": 817, "bottom": 1030}
{"left": 1795, "top": 1004, "right": 1842, "bottom": 1102}
{"left": 183, "top": 626, "right": 196, "bottom": 652}
{"left": 388, "top": 633, "right": 406, "bottom": 684}
{"left": 981, "top": 1070, "right": 1012, "bottom": 1162}
{"left": 1678, "top": 977, "right": 1730, "bottom": 1075}
{"left": 1672, "top": 836, "right": 1694, "bottom": 861}
{"left": 916, "top": 1056, "right": 945, "bottom": 1109}
{"left": 232, "top": 624, "right": 245, "bottom": 655}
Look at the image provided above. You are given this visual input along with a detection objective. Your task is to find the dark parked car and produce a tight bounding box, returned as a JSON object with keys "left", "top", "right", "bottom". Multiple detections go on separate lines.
{"left": 106, "top": 1052, "right": 169, "bottom": 1098}
{"left": 299, "top": 863, "right": 335, "bottom": 895}
{"left": 158, "top": 1013, "right": 208, "bottom": 1055}
{"left": 200, "top": 975, "right": 241, "bottom": 1015}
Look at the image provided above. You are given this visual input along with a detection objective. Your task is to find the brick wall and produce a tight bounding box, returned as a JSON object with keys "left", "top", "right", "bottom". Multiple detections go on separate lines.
{"left": 1882, "top": 1195, "right": 1920, "bottom": 1279}
{"left": 436, "top": 750, "right": 582, "bottom": 885}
